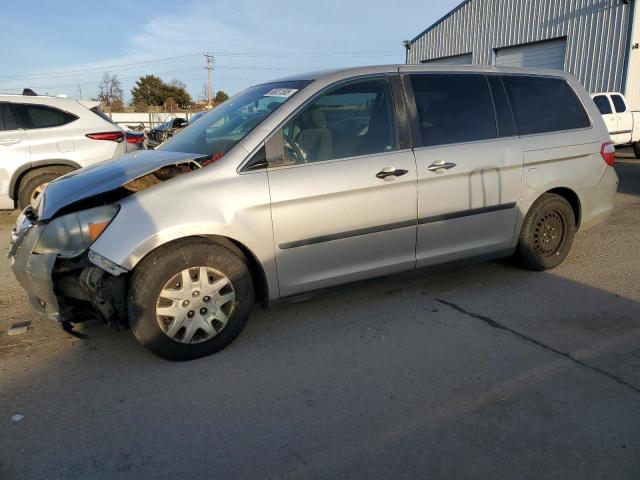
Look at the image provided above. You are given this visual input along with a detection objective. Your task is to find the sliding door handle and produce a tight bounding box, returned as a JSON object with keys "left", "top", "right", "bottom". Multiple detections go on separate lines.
{"left": 376, "top": 167, "right": 409, "bottom": 180}
{"left": 427, "top": 161, "right": 456, "bottom": 174}
{"left": 0, "top": 139, "right": 21, "bottom": 146}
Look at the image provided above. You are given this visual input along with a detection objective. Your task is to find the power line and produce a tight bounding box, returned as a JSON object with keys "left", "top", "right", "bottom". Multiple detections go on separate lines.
{"left": 0, "top": 50, "right": 401, "bottom": 81}
{"left": 0, "top": 53, "right": 205, "bottom": 80}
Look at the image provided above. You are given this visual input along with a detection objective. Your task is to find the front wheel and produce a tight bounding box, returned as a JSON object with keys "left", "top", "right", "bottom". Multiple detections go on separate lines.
{"left": 128, "top": 238, "right": 254, "bottom": 360}
{"left": 516, "top": 193, "right": 576, "bottom": 271}
{"left": 632, "top": 142, "right": 640, "bottom": 159}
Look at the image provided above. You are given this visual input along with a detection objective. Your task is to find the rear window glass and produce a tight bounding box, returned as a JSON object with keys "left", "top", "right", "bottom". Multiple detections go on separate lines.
{"left": 611, "top": 94, "right": 627, "bottom": 113}
{"left": 410, "top": 73, "right": 497, "bottom": 147}
{"left": 593, "top": 95, "right": 612, "bottom": 115}
{"left": 502, "top": 76, "right": 591, "bottom": 135}
{"left": 0, "top": 103, "right": 19, "bottom": 131}
{"left": 13, "top": 104, "right": 78, "bottom": 129}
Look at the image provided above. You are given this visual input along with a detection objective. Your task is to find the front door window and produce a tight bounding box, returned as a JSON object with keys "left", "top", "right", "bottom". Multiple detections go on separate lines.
{"left": 278, "top": 78, "right": 397, "bottom": 165}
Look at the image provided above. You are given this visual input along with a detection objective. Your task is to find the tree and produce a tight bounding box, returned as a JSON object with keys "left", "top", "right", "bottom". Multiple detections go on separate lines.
{"left": 97, "top": 72, "right": 123, "bottom": 111}
{"left": 131, "top": 75, "right": 166, "bottom": 107}
{"left": 163, "top": 84, "right": 191, "bottom": 107}
{"left": 214, "top": 90, "right": 229, "bottom": 103}
{"left": 164, "top": 97, "right": 177, "bottom": 113}
{"left": 110, "top": 99, "right": 125, "bottom": 112}
{"left": 131, "top": 75, "right": 192, "bottom": 107}
{"left": 133, "top": 100, "right": 149, "bottom": 113}
{"left": 200, "top": 83, "right": 209, "bottom": 102}
{"left": 170, "top": 79, "right": 187, "bottom": 91}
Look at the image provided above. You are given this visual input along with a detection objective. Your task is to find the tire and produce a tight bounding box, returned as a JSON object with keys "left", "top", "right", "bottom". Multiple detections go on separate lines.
{"left": 633, "top": 142, "right": 640, "bottom": 159}
{"left": 128, "top": 238, "right": 254, "bottom": 360}
{"left": 516, "top": 193, "right": 576, "bottom": 271}
{"left": 17, "top": 166, "right": 74, "bottom": 210}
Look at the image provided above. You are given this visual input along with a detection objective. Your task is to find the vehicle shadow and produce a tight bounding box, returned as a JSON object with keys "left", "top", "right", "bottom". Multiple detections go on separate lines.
{"left": 614, "top": 149, "right": 640, "bottom": 197}
{"left": 2, "top": 243, "right": 639, "bottom": 479}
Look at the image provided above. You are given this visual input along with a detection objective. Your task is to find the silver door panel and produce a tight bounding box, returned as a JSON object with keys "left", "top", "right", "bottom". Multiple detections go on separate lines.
{"left": 276, "top": 226, "right": 416, "bottom": 296}
{"left": 268, "top": 150, "right": 418, "bottom": 297}
{"left": 414, "top": 137, "right": 523, "bottom": 267}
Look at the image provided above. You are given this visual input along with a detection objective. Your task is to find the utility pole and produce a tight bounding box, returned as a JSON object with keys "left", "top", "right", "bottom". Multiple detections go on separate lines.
{"left": 204, "top": 53, "right": 214, "bottom": 108}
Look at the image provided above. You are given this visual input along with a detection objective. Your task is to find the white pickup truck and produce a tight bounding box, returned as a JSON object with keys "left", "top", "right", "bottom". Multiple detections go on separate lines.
{"left": 591, "top": 92, "right": 640, "bottom": 157}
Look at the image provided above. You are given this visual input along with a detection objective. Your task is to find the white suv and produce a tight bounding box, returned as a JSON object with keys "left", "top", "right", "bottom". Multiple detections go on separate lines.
{"left": 0, "top": 92, "right": 126, "bottom": 209}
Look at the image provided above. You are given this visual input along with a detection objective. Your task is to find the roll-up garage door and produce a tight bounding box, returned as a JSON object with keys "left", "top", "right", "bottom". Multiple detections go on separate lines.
{"left": 422, "top": 53, "right": 473, "bottom": 65}
{"left": 494, "top": 38, "right": 567, "bottom": 70}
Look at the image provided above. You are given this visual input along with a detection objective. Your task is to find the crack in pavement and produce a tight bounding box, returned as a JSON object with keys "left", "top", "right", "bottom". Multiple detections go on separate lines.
{"left": 435, "top": 298, "right": 640, "bottom": 395}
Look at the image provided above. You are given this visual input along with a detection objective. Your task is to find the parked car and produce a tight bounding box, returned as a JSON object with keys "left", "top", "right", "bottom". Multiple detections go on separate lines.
{"left": 90, "top": 108, "right": 146, "bottom": 153}
{"left": 591, "top": 92, "right": 640, "bottom": 157}
{"left": 124, "top": 131, "right": 146, "bottom": 152}
{"left": 9, "top": 66, "right": 618, "bottom": 360}
{"left": 146, "top": 117, "right": 188, "bottom": 147}
{"left": 0, "top": 93, "right": 126, "bottom": 209}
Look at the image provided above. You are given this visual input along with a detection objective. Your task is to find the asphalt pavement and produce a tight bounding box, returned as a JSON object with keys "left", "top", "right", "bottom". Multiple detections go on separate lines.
{"left": 1, "top": 153, "right": 639, "bottom": 479}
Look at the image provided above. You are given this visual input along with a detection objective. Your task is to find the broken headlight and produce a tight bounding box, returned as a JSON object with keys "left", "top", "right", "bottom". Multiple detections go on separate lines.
{"left": 34, "top": 205, "right": 119, "bottom": 258}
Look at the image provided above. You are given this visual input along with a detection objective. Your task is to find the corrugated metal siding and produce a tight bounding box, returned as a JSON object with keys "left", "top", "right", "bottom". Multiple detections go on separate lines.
{"left": 422, "top": 53, "right": 473, "bottom": 64}
{"left": 408, "top": 0, "right": 632, "bottom": 94}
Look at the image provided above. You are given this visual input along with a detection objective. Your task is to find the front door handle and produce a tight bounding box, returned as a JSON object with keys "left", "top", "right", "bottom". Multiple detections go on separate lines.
{"left": 427, "top": 160, "right": 457, "bottom": 174}
{"left": 0, "top": 139, "right": 21, "bottom": 146}
{"left": 376, "top": 167, "right": 409, "bottom": 180}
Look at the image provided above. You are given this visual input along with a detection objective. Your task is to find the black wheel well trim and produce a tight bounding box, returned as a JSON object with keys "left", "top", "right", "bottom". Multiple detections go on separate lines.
{"left": 545, "top": 187, "right": 582, "bottom": 228}
{"left": 10, "top": 160, "right": 81, "bottom": 201}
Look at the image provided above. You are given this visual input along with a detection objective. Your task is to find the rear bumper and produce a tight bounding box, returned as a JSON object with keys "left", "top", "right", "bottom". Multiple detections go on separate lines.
{"left": 579, "top": 166, "right": 619, "bottom": 230}
{"left": 9, "top": 222, "right": 64, "bottom": 323}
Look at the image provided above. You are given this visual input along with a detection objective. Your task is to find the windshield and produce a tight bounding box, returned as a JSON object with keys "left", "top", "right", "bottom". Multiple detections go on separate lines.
{"left": 158, "top": 80, "right": 311, "bottom": 157}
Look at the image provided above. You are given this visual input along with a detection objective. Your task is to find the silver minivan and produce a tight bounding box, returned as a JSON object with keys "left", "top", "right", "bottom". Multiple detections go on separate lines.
{"left": 9, "top": 65, "right": 618, "bottom": 360}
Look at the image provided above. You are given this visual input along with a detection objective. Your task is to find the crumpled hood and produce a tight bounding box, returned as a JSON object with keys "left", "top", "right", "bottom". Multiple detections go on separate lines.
{"left": 37, "top": 150, "right": 206, "bottom": 220}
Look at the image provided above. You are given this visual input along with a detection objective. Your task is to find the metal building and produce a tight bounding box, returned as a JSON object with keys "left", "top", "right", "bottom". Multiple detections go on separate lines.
{"left": 406, "top": 0, "right": 640, "bottom": 109}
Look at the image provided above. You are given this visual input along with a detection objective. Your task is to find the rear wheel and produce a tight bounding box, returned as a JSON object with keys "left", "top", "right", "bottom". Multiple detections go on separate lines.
{"left": 516, "top": 193, "right": 576, "bottom": 271}
{"left": 633, "top": 142, "right": 640, "bottom": 159}
{"left": 128, "top": 238, "right": 254, "bottom": 360}
{"left": 17, "top": 166, "right": 74, "bottom": 210}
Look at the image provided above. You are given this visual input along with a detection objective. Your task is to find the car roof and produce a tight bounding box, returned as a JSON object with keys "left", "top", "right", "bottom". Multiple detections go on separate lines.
{"left": 0, "top": 93, "right": 85, "bottom": 106}
{"left": 266, "top": 64, "right": 573, "bottom": 85}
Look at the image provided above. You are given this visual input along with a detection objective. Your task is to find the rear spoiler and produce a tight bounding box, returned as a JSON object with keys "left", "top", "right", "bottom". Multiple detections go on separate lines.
{"left": 78, "top": 100, "right": 101, "bottom": 110}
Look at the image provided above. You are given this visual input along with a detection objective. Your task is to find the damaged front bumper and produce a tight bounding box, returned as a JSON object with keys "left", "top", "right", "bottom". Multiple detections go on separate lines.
{"left": 9, "top": 213, "right": 128, "bottom": 326}
{"left": 10, "top": 218, "right": 62, "bottom": 322}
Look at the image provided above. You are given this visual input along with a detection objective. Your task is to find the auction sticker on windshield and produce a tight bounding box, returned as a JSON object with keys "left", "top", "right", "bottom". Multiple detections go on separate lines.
{"left": 264, "top": 88, "right": 298, "bottom": 98}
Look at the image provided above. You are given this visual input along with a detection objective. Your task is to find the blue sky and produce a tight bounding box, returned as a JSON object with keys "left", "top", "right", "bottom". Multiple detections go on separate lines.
{"left": 0, "top": 0, "right": 459, "bottom": 102}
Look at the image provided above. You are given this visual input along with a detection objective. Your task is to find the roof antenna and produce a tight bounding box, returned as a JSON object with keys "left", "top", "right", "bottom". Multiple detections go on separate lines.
{"left": 22, "top": 88, "right": 37, "bottom": 96}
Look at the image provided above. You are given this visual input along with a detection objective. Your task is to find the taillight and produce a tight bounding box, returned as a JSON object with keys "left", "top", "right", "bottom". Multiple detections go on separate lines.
{"left": 126, "top": 135, "right": 144, "bottom": 144}
{"left": 601, "top": 142, "right": 616, "bottom": 166}
{"left": 86, "top": 131, "right": 125, "bottom": 143}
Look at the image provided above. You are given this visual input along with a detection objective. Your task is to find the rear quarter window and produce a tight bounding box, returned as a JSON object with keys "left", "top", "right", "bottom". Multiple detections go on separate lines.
{"left": 13, "top": 103, "right": 78, "bottom": 129}
{"left": 0, "top": 103, "right": 19, "bottom": 131}
{"left": 502, "top": 76, "right": 591, "bottom": 135}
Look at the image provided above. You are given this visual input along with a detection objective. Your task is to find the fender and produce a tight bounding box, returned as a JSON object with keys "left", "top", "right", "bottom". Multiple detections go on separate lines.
{"left": 9, "top": 159, "right": 82, "bottom": 200}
